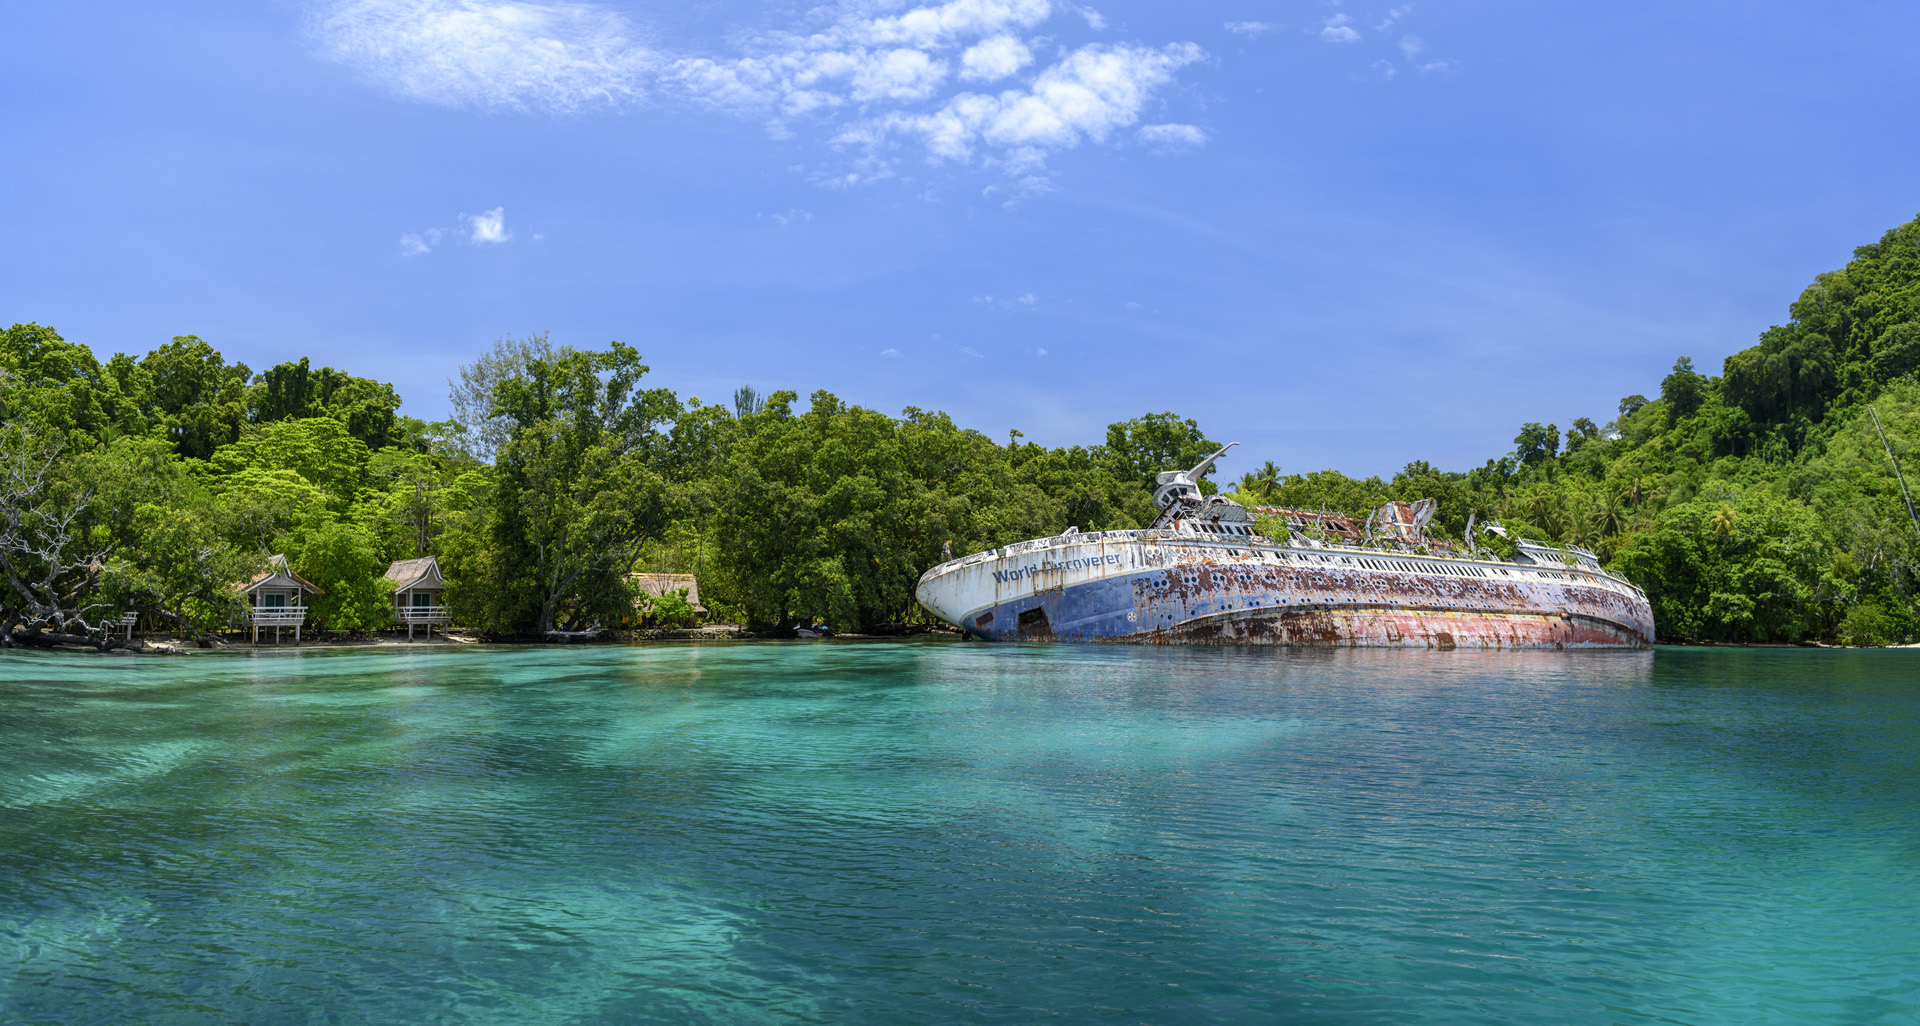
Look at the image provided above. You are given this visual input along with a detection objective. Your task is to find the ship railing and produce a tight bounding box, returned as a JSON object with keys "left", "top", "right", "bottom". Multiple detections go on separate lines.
{"left": 248, "top": 607, "right": 310, "bottom": 626}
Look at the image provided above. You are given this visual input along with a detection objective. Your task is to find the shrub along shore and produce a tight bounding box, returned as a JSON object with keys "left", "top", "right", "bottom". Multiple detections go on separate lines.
{"left": 3, "top": 216, "right": 1917, "bottom": 649}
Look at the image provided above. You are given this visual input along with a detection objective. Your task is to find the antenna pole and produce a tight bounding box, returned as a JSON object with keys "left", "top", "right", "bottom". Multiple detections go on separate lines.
{"left": 1870, "top": 406, "right": 1920, "bottom": 540}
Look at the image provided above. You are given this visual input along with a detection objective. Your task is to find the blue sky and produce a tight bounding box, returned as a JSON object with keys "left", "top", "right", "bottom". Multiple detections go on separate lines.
{"left": 4, "top": 0, "right": 1917, "bottom": 478}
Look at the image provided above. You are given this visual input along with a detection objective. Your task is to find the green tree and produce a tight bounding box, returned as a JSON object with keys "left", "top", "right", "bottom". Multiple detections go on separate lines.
{"left": 207, "top": 417, "right": 373, "bottom": 511}
{"left": 140, "top": 335, "right": 251, "bottom": 458}
{"left": 294, "top": 520, "right": 393, "bottom": 633}
{"left": 108, "top": 502, "right": 260, "bottom": 645}
{"left": 474, "top": 342, "right": 679, "bottom": 633}
{"left": 1514, "top": 422, "right": 1561, "bottom": 466}
{"left": 1660, "top": 357, "right": 1709, "bottom": 422}
{"left": 0, "top": 323, "right": 144, "bottom": 445}
{"left": 249, "top": 357, "right": 406, "bottom": 449}
{"left": 1101, "top": 412, "right": 1220, "bottom": 492}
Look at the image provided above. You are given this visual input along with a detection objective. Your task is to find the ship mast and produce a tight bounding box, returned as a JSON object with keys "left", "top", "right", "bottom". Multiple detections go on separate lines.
{"left": 1150, "top": 443, "right": 1236, "bottom": 527}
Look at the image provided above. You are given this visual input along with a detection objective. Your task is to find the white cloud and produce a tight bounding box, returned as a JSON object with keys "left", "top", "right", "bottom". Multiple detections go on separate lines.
{"left": 1376, "top": 5, "right": 1413, "bottom": 31}
{"left": 1371, "top": 59, "right": 1396, "bottom": 80}
{"left": 1035, "top": 347, "right": 1049, "bottom": 356}
{"left": 851, "top": 47, "right": 947, "bottom": 102}
{"left": 853, "top": 0, "right": 1053, "bottom": 49}
{"left": 1400, "top": 35, "right": 1425, "bottom": 59}
{"left": 1137, "top": 122, "right": 1207, "bottom": 149}
{"left": 1320, "top": 15, "right": 1360, "bottom": 43}
{"left": 1073, "top": 5, "right": 1107, "bottom": 31}
{"left": 960, "top": 35, "right": 1032, "bottom": 81}
{"left": 880, "top": 347, "right": 901, "bottom": 356}
{"left": 1223, "top": 21, "right": 1275, "bottom": 37}
{"left": 313, "top": 0, "right": 656, "bottom": 113}
{"left": 398, "top": 226, "right": 444, "bottom": 255}
{"left": 770, "top": 208, "right": 813, "bottom": 225}
{"left": 1016, "top": 292, "right": 1036, "bottom": 304}
{"left": 872, "top": 41, "right": 1203, "bottom": 169}
{"left": 959, "top": 345, "right": 985, "bottom": 358}
{"left": 313, "top": 0, "right": 1206, "bottom": 194}
{"left": 466, "top": 207, "right": 510, "bottom": 243}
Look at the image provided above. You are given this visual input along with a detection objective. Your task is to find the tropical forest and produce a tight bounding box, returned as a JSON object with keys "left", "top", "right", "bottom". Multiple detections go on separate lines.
{"left": 3, "top": 216, "right": 1918, "bottom": 648}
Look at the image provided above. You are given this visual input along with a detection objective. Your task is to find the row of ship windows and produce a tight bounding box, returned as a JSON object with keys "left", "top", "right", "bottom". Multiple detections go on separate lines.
{"left": 1187, "top": 521, "right": 1255, "bottom": 536}
{"left": 1196, "top": 548, "right": 1599, "bottom": 585}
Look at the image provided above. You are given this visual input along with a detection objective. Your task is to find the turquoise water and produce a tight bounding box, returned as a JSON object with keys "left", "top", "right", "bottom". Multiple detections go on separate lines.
{"left": 2, "top": 643, "right": 1916, "bottom": 1024}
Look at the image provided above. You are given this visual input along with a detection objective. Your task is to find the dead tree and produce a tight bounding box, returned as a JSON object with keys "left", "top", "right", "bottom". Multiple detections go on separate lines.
{"left": 0, "top": 424, "right": 118, "bottom": 651}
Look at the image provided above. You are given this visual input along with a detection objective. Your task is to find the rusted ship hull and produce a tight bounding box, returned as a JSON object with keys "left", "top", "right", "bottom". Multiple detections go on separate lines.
{"left": 916, "top": 530, "right": 1654, "bottom": 650}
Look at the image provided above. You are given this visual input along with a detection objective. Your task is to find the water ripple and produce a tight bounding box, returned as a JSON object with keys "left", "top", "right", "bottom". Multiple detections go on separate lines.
{"left": 2, "top": 644, "right": 1917, "bottom": 1024}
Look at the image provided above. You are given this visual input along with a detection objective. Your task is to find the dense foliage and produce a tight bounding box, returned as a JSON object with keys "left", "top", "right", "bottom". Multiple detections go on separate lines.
{"left": 1228, "top": 215, "right": 1920, "bottom": 644}
{"left": 0, "top": 322, "right": 1215, "bottom": 641}
{"left": 3, "top": 215, "right": 1916, "bottom": 645}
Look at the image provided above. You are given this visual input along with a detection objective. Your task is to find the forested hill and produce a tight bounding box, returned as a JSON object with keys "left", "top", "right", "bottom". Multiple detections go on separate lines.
{"left": 1, "top": 216, "right": 1916, "bottom": 646}
{"left": 1239, "top": 213, "right": 1920, "bottom": 646}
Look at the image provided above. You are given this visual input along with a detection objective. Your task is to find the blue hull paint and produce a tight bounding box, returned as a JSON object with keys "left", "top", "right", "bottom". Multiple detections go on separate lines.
{"left": 920, "top": 532, "right": 1655, "bottom": 649}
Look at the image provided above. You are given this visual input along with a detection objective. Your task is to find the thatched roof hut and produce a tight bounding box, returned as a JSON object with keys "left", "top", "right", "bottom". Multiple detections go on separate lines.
{"left": 385, "top": 556, "right": 449, "bottom": 638}
{"left": 627, "top": 573, "right": 706, "bottom": 615}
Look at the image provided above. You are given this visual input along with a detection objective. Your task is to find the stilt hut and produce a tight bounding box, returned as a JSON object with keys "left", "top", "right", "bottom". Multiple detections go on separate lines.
{"left": 386, "top": 556, "right": 451, "bottom": 640}
{"left": 627, "top": 573, "right": 706, "bottom": 625}
{"left": 243, "top": 554, "right": 323, "bottom": 645}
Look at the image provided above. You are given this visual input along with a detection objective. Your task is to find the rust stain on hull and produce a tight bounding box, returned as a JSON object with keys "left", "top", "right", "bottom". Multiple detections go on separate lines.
{"left": 1146, "top": 606, "right": 1644, "bottom": 649}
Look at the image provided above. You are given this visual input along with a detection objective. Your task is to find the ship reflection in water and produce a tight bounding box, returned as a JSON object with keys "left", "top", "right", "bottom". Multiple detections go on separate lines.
{"left": 917, "top": 444, "right": 1654, "bottom": 648}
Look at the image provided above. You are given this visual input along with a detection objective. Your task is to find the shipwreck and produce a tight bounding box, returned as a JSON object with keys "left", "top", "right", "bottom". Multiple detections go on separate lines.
{"left": 915, "top": 445, "right": 1655, "bottom": 649}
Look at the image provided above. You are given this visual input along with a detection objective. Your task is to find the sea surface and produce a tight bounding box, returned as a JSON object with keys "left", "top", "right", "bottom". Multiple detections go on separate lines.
{"left": 1, "top": 642, "right": 1916, "bottom": 1024}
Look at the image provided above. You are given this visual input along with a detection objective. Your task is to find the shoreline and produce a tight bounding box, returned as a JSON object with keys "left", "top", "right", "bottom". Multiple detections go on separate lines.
{"left": 6, "top": 623, "right": 965, "bottom": 655}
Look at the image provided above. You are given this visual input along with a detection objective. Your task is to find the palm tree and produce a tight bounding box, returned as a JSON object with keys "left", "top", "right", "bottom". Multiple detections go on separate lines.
{"left": 1591, "top": 490, "right": 1629, "bottom": 539}
{"left": 1237, "top": 461, "right": 1281, "bottom": 504}
{"left": 1708, "top": 505, "right": 1738, "bottom": 546}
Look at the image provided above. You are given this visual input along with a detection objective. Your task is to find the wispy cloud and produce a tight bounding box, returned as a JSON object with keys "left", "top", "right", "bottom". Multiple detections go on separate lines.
{"left": 1376, "top": 5, "right": 1413, "bottom": 32}
{"left": 398, "top": 211, "right": 513, "bottom": 254}
{"left": 1016, "top": 292, "right": 1036, "bottom": 304}
{"left": 314, "top": 0, "right": 656, "bottom": 112}
{"left": 1395, "top": 35, "right": 1452, "bottom": 73}
{"left": 1320, "top": 14, "right": 1360, "bottom": 43}
{"left": 310, "top": 0, "right": 1205, "bottom": 194}
{"left": 1223, "top": 21, "right": 1276, "bottom": 37}
{"left": 770, "top": 208, "right": 813, "bottom": 225}
{"left": 1138, "top": 122, "right": 1207, "bottom": 150}
{"left": 398, "top": 226, "right": 444, "bottom": 256}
